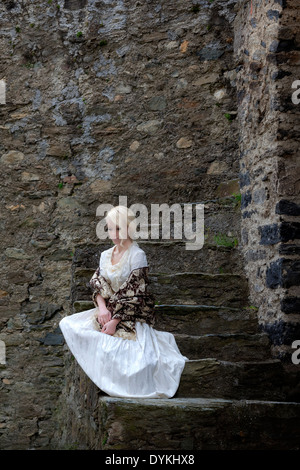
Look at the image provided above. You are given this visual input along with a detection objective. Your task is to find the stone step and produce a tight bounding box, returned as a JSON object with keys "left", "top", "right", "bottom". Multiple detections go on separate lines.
{"left": 150, "top": 272, "right": 249, "bottom": 308}
{"left": 174, "top": 332, "right": 271, "bottom": 361}
{"left": 154, "top": 304, "right": 259, "bottom": 335}
{"left": 72, "top": 270, "right": 250, "bottom": 308}
{"left": 143, "top": 240, "right": 244, "bottom": 277}
{"left": 73, "top": 300, "right": 95, "bottom": 313}
{"left": 97, "top": 396, "right": 300, "bottom": 450}
{"left": 72, "top": 240, "right": 241, "bottom": 271}
{"left": 178, "top": 359, "right": 287, "bottom": 401}
{"left": 72, "top": 301, "right": 259, "bottom": 335}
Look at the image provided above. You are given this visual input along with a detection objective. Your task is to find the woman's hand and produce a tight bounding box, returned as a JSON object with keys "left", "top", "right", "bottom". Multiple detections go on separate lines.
{"left": 101, "top": 318, "right": 120, "bottom": 336}
{"left": 97, "top": 307, "right": 111, "bottom": 327}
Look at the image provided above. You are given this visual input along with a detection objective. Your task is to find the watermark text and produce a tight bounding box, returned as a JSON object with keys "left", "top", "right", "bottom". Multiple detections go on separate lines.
{"left": 96, "top": 196, "right": 204, "bottom": 251}
{"left": 292, "top": 340, "right": 300, "bottom": 365}
{"left": 0, "top": 79, "right": 6, "bottom": 104}
{"left": 291, "top": 80, "right": 300, "bottom": 104}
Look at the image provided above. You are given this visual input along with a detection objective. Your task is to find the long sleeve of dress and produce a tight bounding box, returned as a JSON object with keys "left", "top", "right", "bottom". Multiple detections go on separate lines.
{"left": 89, "top": 267, "right": 114, "bottom": 306}
{"left": 107, "top": 266, "right": 155, "bottom": 329}
{"left": 89, "top": 249, "right": 156, "bottom": 334}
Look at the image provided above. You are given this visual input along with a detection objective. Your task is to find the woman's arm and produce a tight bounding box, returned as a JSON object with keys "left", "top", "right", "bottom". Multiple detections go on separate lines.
{"left": 95, "top": 293, "right": 107, "bottom": 310}
{"left": 90, "top": 252, "right": 155, "bottom": 332}
{"left": 96, "top": 290, "right": 122, "bottom": 334}
{"left": 89, "top": 262, "right": 114, "bottom": 326}
{"left": 101, "top": 317, "right": 121, "bottom": 335}
{"left": 107, "top": 266, "right": 155, "bottom": 326}
{"left": 90, "top": 267, "right": 114, "bottom": 302}
{"left": 95, "top": 293, "right": 111, "bottom": 326}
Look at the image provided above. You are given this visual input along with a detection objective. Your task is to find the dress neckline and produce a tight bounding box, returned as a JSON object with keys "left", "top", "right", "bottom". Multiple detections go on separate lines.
{"left": 110, "top": 241, "right": 135, "bottom": 266}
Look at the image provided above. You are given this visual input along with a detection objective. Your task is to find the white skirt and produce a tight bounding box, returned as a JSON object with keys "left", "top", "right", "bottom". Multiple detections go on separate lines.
{"left": 59, "top": 308, "right": 188, "bottom": 399}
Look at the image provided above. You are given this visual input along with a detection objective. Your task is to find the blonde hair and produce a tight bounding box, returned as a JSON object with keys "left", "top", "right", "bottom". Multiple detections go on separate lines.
{"left": 105, "top": 205, "right": 137, "bottom": 247}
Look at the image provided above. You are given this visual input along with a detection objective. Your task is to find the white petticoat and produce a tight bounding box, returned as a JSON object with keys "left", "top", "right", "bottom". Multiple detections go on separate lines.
{"left": 59, "top": 308, "right": 188, "bottom": 399}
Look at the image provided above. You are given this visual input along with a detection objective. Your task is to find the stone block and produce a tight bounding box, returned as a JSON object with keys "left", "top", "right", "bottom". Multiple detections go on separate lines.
{"left": 276, "top": 199, "right": 300, "bottom": 216}
{"left": 259, "top": 223, "right": 280, "bottom": 245}
{"left": 262, "top": 320, "right": 300, "bottom": 346}
{"left": 280, "top": 296, "right": 300, "bottom": 314}
{"left": 280, "top": 222, "right": 300, "bottom": 243}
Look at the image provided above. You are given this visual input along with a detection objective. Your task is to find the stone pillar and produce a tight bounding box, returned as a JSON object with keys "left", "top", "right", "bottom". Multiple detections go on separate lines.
{"left": 235, "top": 0, "right": 300, "bottom": 359}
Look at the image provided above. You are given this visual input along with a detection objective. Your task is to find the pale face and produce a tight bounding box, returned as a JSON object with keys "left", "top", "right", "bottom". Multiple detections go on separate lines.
{"left": 106, "top": 218, "right": 129, "bottom": 245}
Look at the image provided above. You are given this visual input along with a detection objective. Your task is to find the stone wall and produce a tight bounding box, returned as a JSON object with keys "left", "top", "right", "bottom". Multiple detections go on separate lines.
{"left": 234, "top": 0, "right": 300, "bottom": 359}
{"left": 0, "top": 0, "right": 299, "bottom": 450}
{"left": 0, "top": 0, "right": 240, "bottom": 450}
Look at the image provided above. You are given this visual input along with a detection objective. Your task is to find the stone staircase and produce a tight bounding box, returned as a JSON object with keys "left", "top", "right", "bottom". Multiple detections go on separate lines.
{"left": 62, "top": 200, "right": 300, "bottom": 450}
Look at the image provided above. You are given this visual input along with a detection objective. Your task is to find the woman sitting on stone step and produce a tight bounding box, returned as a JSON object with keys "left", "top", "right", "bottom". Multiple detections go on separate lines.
{"left": 59, "top": 205, "right": 188, "bottom": 399}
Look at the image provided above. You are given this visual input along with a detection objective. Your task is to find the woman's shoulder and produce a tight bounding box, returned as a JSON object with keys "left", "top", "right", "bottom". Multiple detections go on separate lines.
{"left": 99, "top": 242, "right": 146, "bottom": 261}
{"left": 130, "top": 241, "right": 146, "bottom": 256}
{"left": 100, "top": 245, "right": 114, "bottom": 258}
{"left": 130, "top": 242, "right": 148, "bottom": 267}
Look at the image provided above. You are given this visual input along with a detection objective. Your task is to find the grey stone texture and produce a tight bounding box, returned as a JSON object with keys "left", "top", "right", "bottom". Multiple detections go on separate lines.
{"left": 0, "top": 0, "right": 299, "bottom": 451}
{"left": 235, "top": 0, "right": 300, "bottom": 358}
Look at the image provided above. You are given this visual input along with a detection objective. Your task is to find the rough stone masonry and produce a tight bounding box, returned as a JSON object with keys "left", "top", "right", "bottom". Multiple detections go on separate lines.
{"left": 235, "top": 0, "right": 300, "bottom": 358}
{"left": 0, "top": 0, "right": 299, "bottom": 450}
